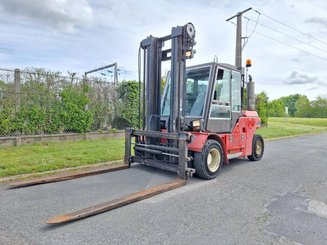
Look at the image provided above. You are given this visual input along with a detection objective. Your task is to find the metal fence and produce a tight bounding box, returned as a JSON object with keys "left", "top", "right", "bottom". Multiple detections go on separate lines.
{"left": 0, "top": 68, "right": 118, "bottom": 136}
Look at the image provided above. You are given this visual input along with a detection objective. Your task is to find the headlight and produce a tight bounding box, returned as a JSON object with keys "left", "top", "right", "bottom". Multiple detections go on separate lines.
{"left": 191, "top": 120, "right": 202, "bottom": 131}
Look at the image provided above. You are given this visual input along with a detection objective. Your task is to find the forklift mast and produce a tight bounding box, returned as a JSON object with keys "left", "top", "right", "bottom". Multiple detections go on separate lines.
{"left": 140, "top": 23, "right": 196, "bottom": 133}
{"left": 124, "top": 23, "right": 197, "bottom": 179}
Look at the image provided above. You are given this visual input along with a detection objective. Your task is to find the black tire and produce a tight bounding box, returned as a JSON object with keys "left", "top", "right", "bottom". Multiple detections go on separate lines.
{"left": 193, "top": 139, "right": 223, "bottom": 180}
{"left": 248, "top": 134, "right": 264, "bottom": 161}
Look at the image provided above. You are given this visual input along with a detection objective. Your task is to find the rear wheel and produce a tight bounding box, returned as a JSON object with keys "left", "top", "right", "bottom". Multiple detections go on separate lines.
{"left": 193, "top": 139, "right": 223, "bottom": 180}
{"left": 248, "top": 134, "right": 264, "bottom": 161}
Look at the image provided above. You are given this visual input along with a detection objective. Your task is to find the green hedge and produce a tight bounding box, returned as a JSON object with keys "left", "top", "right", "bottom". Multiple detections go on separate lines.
{"left": 0, "top": 72, "right": 144, "bottom": 135}
{"left": 112, "top": 80, "right": 141, "bottom": 129}
{"left": 0, "top": 84, "right": 93, "bottom": 135}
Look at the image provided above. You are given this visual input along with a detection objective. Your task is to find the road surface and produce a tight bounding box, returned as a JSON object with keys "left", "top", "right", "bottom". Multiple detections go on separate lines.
{"left": 0, "top": 133, "right": 326, "bottom": 245}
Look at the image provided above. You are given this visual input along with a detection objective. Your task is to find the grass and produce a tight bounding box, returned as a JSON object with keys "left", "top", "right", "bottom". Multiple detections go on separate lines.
{"left": 257, "top": 121, "right": 327, "bottom": 139}
{"left": 0, "top": 138, "right": 124, "bottom": 177}
{"left": 1, "top": 117, "right": 326, "bottom": 178}
{"left": 257, "top": 117, "right": 327, "bottom": 139}
{"left": 269, "top": 117, "right": 327, "bottom": 127}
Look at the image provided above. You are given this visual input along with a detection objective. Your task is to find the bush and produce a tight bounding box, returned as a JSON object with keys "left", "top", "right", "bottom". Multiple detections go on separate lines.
{"left": 256, "top": 92, "right": 269, "bottom": 124}
{"left": 59, "top": 85, "right": 93, "bottom": 133}
{"left": 115, "top": 80, "right": 141, "bottom": 129}
{"left": 0, "top": 84, "right": 93, "bottom": 135}
{"left": 0, "top": 109, "right": 14, "bottom": 135}
{"left": 12, "top": 105, "right": 47, "bottom": 134}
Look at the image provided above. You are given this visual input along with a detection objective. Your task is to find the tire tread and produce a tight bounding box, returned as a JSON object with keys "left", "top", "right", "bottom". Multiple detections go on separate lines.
{"left": 193, "top": 139, "right": 223, "bottom": 180}
{"left": 248, "top": 134, "right": 264, "bottom": 161}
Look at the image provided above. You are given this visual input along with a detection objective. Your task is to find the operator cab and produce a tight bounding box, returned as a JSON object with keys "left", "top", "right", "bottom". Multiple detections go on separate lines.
{"left": 161, "top": 62, "right": 243, "bottom": 133}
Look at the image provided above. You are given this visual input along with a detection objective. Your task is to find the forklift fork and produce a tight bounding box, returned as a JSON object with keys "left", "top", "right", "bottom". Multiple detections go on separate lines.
{"left": 8, "top": 165, "right": 129, "bottom": 188}
{"left": 47, "top": 178, "right": 186, "bottom": 224}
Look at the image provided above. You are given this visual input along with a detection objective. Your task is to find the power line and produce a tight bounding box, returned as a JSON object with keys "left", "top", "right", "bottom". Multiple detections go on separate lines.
{"left": 243, "top": 11, "right": 260, "bottom": 49}
{"left": 243, "top": 16, "right": 327, "bottom": 54}
{"left": 228, "top": 21, "right": 327, "bottom": 62}
{"left": 251, "top": 29, "right": 327, "bottom": 62}
{"left": 252, "top": 8, "right": 327, "bottom": 46}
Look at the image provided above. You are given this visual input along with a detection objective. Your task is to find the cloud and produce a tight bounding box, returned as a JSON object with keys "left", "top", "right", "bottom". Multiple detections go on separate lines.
{"left": 317, "top": 80, "right": 327, "bottom": 87}
{"left": 284, "top": 70, "right": 318, "bottom": 85}
{"left": 308, "top": 86, "right": 319, "bottom": 90}
{"left": 0, "top": 0, "right": 94, "bottom": 33}
{"left": 305, "top": 17, "right": 327, "bottom": 27}
{"left": 284, "top": 71, "right": 327, "bottom": 90}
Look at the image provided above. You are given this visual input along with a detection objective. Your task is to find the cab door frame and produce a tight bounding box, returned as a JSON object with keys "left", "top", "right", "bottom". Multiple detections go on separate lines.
{"left": 206, "top": 66, "right": 232, "bottom": 133}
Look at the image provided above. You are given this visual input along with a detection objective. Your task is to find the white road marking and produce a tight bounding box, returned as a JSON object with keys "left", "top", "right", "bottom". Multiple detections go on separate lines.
{"left": 141, "top": 179, "right": 217, "bottom": 204}
{"left": 307, "top": 199, "right": 327, "bottom": 219}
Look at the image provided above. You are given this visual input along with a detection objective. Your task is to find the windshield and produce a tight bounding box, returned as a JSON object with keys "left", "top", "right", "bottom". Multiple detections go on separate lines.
{"left": 161, "top": 66, "right": 210, "bottom": 117}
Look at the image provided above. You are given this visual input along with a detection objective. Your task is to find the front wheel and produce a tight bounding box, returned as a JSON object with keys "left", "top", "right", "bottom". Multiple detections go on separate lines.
{"left": 248, "top": 134, "right": 264, "bottom": 161}
{"left": 193, "top": 139, "right": 223, "bottom": 180}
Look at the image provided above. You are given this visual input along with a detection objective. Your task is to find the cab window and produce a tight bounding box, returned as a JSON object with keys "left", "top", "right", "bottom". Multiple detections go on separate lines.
{"left": 210, "top": 69, "right": 231, "bottom": 119}
{"left": 231, "top": 71, "right": 241, "bottom": 112}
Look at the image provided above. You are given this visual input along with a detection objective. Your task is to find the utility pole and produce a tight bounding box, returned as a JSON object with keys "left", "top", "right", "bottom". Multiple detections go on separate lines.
{"left": 226, "top": 7, "right": 252, "bottom": 71}
{"left": 14, "top": 68, "right": 21, "bottom": 112}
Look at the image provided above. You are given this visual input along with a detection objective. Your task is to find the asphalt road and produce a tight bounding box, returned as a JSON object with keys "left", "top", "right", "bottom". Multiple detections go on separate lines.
{"left": 1, "top": 133, "right": 327, "bottom": 245}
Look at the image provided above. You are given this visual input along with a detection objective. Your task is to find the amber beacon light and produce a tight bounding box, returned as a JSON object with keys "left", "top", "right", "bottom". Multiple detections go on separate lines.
{"left": 246, "top": 59, "right": 252, "bottom": 67}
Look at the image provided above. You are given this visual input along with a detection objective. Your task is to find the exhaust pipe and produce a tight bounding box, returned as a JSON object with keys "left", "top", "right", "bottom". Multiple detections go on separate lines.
{"left": 247, "top": 74, "right": 255, "bottom": 111}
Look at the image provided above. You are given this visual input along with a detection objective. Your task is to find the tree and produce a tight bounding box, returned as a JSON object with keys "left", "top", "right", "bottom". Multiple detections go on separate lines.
{"left": 280, "top": 94, "right": 301, "bottom": 116}
{"left": 256, "top": 92, "right": 269, "bottom": 124}
{"left": 311, "top": 95, "right": 327, "bottom": 118}
{"left": 295, "top": 95, "right": 311, "bottom": 118}
{"left": 161, "top": 76, "right": 166, "bottom": 95}
{"left": 268, "top": 99, "right": 285, "bottom": 117}
{"left": 242, "top": 87, "right": 247, "bottom": 110}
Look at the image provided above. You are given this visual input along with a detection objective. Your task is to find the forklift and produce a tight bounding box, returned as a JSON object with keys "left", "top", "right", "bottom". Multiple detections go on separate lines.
{"left": 125, "top": 9, "right": 264, "bottom": 181}
{"left": 9, "top": 9, "right": 264, "bottom": 224}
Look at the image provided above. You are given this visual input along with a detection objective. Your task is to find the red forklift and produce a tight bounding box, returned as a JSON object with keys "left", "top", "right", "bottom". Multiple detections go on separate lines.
{"left": 125, "top": 9, "right": 264, "bottom": 181}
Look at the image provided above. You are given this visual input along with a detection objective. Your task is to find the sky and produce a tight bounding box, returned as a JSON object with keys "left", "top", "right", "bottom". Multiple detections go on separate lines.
{"left": 0, "top": 0, "right": 327, "bottom": 100}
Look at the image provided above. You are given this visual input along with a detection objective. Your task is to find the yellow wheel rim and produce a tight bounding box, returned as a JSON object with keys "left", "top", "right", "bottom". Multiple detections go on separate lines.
{"left": 255, "top": 140, "right": 263, "bottom": 156}
{"left": 207, "top": 148, "right": 220, "bottom": 172}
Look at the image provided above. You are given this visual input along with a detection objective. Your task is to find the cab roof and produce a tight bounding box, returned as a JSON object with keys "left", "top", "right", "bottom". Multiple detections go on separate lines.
{"left": 186, "top": 62, "right": 242, "bottom": 73}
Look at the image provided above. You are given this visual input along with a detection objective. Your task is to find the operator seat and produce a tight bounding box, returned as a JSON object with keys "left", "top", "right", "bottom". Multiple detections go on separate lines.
{"left": 189, "top": 85, "right": 207, "bottom": 116}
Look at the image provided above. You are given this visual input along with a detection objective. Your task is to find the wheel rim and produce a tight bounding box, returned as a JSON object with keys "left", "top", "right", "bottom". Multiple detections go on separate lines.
{"left": 255, "top": 140, "right": 263, "bottom": 156}
{"left": 207, "top": 148, "right": 220, "bottom": 173}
